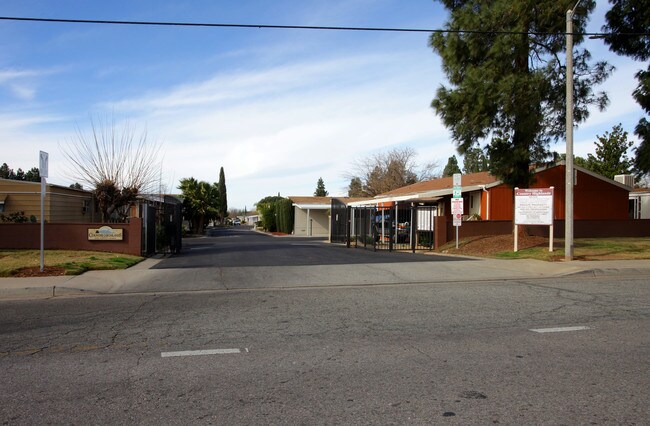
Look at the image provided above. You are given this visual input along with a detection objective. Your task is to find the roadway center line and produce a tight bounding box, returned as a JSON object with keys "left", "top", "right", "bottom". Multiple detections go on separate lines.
{"left": 529, "top": 326, "right": 591, "bottom": 333}
{"left": 161, "top": 348, "right": 242, "bottom": 358}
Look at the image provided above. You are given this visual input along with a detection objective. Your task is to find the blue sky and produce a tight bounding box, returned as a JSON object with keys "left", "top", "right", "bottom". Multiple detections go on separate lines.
{"left": 0, "top": 1, "right": 646, "bottom": 210}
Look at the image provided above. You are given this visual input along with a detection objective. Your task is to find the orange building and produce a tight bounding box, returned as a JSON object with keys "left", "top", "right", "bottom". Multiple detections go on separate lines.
{"left": 349, "top": 162, "right": 631, "bottom": 222}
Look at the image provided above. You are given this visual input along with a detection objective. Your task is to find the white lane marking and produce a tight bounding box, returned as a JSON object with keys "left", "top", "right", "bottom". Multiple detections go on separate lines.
{"left": 161, "top": 348, "right": 241, "bottom": 358}
{"left": 529, "top": 326, "right": 591, "bottom": 333}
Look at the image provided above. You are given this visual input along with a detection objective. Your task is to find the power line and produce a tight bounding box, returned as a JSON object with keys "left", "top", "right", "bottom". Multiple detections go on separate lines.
{"left": 0, "top": 15, "right": 648, "bottom": 38}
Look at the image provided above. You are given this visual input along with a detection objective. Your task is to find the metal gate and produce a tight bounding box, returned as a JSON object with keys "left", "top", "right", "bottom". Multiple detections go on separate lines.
{"left": 331, "top": 201, "right": 438, "bottom": 252}
{"left": 141, "top": 201, "right": 183, "bottom": 255}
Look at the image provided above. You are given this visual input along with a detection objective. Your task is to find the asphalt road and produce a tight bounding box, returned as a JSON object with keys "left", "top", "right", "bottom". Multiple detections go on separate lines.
{"left": 154, "top": 226, "right": 469, "bottom": 269}
{"left": 2, "top": 268, "right": 648, "bottom": 424}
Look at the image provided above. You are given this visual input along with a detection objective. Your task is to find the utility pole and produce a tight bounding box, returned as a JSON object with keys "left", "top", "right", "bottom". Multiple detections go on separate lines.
{"left": 565, "top": 2, "right": 581, "bottom": 261}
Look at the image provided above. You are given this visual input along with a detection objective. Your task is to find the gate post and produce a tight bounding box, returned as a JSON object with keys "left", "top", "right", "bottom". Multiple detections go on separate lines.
{"left": 411, "top": 204, "right": 416, "bottom": 253}
{"left": 346, "top": 207, "right": 351, "bottom": 248}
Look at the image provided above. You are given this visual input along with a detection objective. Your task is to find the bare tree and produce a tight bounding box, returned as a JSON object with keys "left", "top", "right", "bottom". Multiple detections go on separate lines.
{"left": 62, "top": 116, "right": 162, "bottom": 221}
{"left": 346, "top": 147, "right": 440, "bottom": 197}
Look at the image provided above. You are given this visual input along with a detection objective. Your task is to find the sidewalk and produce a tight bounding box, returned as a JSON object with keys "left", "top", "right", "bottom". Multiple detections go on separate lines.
{"left": 1, "top": 257, "right": 649, "bottom": 301}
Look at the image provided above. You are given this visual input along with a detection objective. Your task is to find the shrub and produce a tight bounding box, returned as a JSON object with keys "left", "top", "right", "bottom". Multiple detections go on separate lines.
{"left": 0, "top": 211, "right": 29, "bottom": 223}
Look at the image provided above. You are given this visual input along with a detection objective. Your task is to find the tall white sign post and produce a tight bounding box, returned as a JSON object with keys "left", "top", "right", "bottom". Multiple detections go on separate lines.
{"left": 452, "top": 173, "right": 463, "bottom": 249}
{"left": 39, "top": 151, "right": 49, "bottom": 272}
{"left": 514, "top": 187, "right": 554, "bottom": 253}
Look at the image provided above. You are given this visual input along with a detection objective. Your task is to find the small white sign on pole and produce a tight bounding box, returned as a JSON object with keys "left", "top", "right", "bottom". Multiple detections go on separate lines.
{"left": 451, "top": 197, "right": 463, "bottom": 249}
{"left": 39, "top": 151, "right": 49, "bottom": 178}
{"left": 514, "top": 187, "right": 554, "bottom": 252}
{"left": 452, "top": 173, "right": 462, "bottom": 187}
{"left": 451, "top": 198, "right": 463, "bottom": 226}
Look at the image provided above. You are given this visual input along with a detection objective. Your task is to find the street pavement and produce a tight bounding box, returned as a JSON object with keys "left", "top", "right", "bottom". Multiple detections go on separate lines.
{"left": 1, "top": 226, "right": 649, "bottom": 424}
{"left": 1, "top": 226, "right": 650, "bottom": 300}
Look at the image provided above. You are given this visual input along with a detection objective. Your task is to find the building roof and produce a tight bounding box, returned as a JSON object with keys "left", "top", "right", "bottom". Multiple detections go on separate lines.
{"left": 288, "top": 196, "right": 331, "bottom": 205}
{"left": 348, "top": 163, "right": 631, "bottom": 207}
{"left": 380, "top": 171, "right": 497, "bottom": 197}
{"left": 0, "top": 177, "right": 91, "bottom": 194}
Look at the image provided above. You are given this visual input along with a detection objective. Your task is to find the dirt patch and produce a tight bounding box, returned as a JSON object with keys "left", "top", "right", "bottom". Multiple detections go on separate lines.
{"left": 441, "top": 234, "right": 549, "bottom": 257}
{"left": 12, "top": 266, "right": 67, "bottom": 277}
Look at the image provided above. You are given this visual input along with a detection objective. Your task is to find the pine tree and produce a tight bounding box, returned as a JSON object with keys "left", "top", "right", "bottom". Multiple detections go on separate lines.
{"left": 585, "top": 124, "right": 634, "bottom": 179}
{"left": 602, "top": 0, "right": 650, "bottom": 175}
{"left": 314, "top": 177, "right": 328, "bottom": 196}
{"left": 462, "top": 147, "right": 489, "bottom": 174}
{"left": 442, "top": 156, "right": 461, "bottom": 177}
{"left": 431, "top": 0, "right": 612, "bottom": 188}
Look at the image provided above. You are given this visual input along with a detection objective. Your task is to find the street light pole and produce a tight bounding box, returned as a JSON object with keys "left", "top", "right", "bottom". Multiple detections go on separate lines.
{"left": 565, "top": 2, "right": 581, "bottom": 261}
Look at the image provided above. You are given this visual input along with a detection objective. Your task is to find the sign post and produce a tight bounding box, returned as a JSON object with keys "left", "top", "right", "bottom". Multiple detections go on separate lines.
{"left": 514, "top": 187, "right": 554, "bottom": 253}
{"left": 39, "top": 151, "right": 49, "bottom": 272}
{"left": 452, "top": 173, "right": 463, "bottom": 249}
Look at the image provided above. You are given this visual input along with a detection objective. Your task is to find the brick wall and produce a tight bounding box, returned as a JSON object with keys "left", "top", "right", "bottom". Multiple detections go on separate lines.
{"left": 0, "top": 218, "right": 142, "bottom": 256}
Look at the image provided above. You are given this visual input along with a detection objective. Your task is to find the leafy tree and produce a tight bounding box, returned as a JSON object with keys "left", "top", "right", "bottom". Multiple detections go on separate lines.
{"left": 602, "top": 0, "right": 650, "bottom": 174}
{"left": 217, "top": 167, "right": 228, "bottom": 223}
{"left": 462, "top": 146, "right": 489, "bottom": 174}
{"left": 430, "top": 0, "right": 612, "bottom": 188}
{"left": 585, "top": 124, "right": 634, "bottom": 179}
{"left": 179, "top": 177, "right": 219, "bottom": 233}
{"left": 62, "top": 115, "right": 162, "bottom": 222}
{"left": 442, "top": 155, "right": 462, "bottom": 177}
{"left": 255, "top": 195, "right": 284, "bottom": 232}
{"left": 347, "top": 147, "right": 437, "bottom": 196}
{"left": 314, "top": 177, "right": 329, "bottom": 196}
{"left": 347, "top": 177, "right": 364, "bottom": 197}
{"left": 69, "top": 182, "right": 83, "bottom": 190}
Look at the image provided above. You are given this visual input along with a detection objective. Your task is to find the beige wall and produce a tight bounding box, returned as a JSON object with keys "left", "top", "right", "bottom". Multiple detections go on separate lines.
{"left": 293, "top": 207, "right": 329, "bottom": 236}
{"left": 0, "top": 179, "right": 96, "bottom": 223}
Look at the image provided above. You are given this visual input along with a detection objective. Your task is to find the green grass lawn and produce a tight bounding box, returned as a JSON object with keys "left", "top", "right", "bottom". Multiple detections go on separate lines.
{"left": 494, "top": 238, "right": 650, "bottom": 261}
{"left": 0, "top": 250, "right": 144, "bottom": 277}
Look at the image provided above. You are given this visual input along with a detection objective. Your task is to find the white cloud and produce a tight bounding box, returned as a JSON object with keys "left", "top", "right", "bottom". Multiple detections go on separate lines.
{"left": 101, "top": 51, "right": 447, "bottom": 207}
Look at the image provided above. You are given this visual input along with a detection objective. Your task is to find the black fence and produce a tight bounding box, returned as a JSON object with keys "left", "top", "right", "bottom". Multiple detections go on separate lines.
{"left": 330, "top": 199, "right": 438, "bottom": 252}
{"left": 142, "top": 200, "right": 183, "bottom": 256}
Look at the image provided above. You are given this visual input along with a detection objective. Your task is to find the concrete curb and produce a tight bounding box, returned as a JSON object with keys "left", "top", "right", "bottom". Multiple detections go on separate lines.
{"left": 1, "top": 257, "right": 649, "bottom": 301}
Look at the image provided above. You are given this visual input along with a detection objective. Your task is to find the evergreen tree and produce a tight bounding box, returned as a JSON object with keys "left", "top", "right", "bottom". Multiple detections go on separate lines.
{"left": 585, "top": 124, "right": 634, "bottom": 179}
{"left": 314, "top": 177, "right": 328, "bottom": 196}
{"left": 218, "top": 167, "right": 228, "bottom": 223}
{"left": 25, "top": 167, "right": 40, "bottom": 182}
{"left": 347, "top": 177, "right": 364, "bottom": 197}
{"left": 431, "top": 0, "right": 612, "bottom": 188}
{"left": 602, "top": 0, "right": 650, "bottom": 174}
{"left": 0, "top": 163, "right": 15, "bottom": 179}
{"left": 442, "top": 155, "right": 461, "bottom": 177}
{"left": 462, "top": 147, "right": 489, "bottom": 174}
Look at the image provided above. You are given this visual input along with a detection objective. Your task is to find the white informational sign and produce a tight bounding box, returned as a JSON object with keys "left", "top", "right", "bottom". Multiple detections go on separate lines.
{"left": 417, "top": 209, "right": 435, "bottom": 231}
{"left": 453, "top": 173, "right": 462, "bottom": 187}
{"left": 39, "top": 151, "right": 49, "bottom": 178}
{"left": 515, "top": 188, "right": 554, "bottom": 225}
{"left": 451, "top": 198, "right": 463, "bottom": 227}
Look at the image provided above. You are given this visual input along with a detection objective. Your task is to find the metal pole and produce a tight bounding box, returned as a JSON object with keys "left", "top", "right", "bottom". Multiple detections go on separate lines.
{"left": 565, "top": 8, "right": 575, "bottom": 261}
{"left": 40, "top": 177, "right": 46, "bottom": 272}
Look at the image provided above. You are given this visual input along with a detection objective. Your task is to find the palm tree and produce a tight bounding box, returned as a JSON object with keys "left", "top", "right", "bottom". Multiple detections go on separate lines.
{"left": 178, "top": 178, "right": 220, "bottom": 233}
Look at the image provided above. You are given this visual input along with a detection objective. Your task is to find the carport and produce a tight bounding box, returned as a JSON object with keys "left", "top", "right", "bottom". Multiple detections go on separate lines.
{"left": 332, "top": 195, "right": 441, "bottom": 252}
{"left": 289, "top": 196, "right": 331, "bottom": 237}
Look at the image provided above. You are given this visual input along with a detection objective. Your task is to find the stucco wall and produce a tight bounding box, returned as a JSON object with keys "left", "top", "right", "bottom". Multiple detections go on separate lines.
{"left": 293, "top": 208, "right": 329, "bottom": 236}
